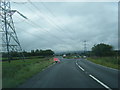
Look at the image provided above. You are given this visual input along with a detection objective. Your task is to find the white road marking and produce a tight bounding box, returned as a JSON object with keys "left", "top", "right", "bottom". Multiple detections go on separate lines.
{"left": 89, "top": 74, "right": 112, "bottom": 90}
{"left": 78, "top": 65, "right": 84, "bottom": 71}
{"left": 76, "top": 61, "right": 112, "bottom": 90}
{"left": 76, "top": 62, "right": 85, "bottom": 71}
{"left": 76, "top": 62, "right": 78, "bottom": 65}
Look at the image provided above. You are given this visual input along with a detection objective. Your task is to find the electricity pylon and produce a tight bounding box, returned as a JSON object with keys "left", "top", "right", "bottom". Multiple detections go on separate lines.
{"left": 0, "top": 0, "right": 27, "bottom": 63}
{"left": 84, "top": 40, "right": 87, "bottom": 55}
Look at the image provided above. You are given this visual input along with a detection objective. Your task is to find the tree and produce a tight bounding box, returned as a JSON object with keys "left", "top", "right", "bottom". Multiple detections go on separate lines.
{"left": 29, "top": 49, "right": 54, "bottom": 56}
{"left": 92, "top": 43, "right": 114, "bottom": 57}
{"left": 35, "top": 49, "right": 40, "bottom": 56}
{"left": 22, "top": 50, "right": 30, "bottom": 57}
{"left": 40, "top": 49, "right": 54, "bottom": 56}
{"left": 31, "top": 50, "right": 35, "bottom": 56}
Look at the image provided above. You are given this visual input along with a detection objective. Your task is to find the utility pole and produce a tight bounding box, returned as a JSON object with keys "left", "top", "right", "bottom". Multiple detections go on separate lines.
{"left": 0, "top": 0, "right": 27, "bottom": 63}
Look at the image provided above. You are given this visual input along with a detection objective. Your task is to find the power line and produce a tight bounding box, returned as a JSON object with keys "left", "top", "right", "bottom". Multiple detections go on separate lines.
{"left": 26, "top": 1, "right": 80, "bottom": 53}
{"left": 15, "top": 26, "right": 62, "bottom": 44}
{"left": 11, "top": 5, "right": 65, "bottom": 42}
{"left": 12, "top": 1, "right": 82, "bottom": 53}
{"left": 26, "top": 1, "right": 80, "bottom": 52}
{"left": 12, "top": 8, "right": 69, "bottom": 44}
{"left": 14, "top": 15, "right": 61, "bottom": 40}
{"left": 40, "top": 2, "right": 74, "bottom": 39}
{"left": 13, "top": 17, "right": 68, "bottom": 52}
{"left": 25, "top": 19, "right": 67, "bottom": 43}
{"left": 27, "top": 0, "right": 74, "bottom": 40}
{"left": 1, "top": 1, "right": 67, "bottom": 53}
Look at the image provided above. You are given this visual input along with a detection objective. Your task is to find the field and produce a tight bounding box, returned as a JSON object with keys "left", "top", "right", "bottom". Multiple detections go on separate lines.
{"left": 64, "top": 55, "right": 120, "bottom": 70}
{"left": 2, "top": 57, "right": 54, "bottom": 88}
{"left": 87, "top": 57, "right": 120, "bottom": 70}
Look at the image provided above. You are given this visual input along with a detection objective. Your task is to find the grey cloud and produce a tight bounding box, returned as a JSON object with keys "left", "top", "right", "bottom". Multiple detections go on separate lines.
{"left": 11, "top": 2, "right": 118, "bottom": 52}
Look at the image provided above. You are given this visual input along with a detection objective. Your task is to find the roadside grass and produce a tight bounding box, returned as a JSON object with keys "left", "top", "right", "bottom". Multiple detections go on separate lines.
{"left": 87, "top": 57, "right": 120, "bottom": 70}
{"left": 64, "top": 56, "right": 79, "bottom": 59}
{"left": 65, "top": 56, "right": 75, "bottom": 59}
{"left": 2, "top": 57, "right": 54, "bottom": 88}
{"left": 1, "top": 56, "right": 45, "bottom": 61}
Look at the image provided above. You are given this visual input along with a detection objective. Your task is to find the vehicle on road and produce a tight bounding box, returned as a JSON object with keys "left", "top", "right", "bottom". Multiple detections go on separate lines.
{"left": 54, "top": 58, "right": 60, "bottom": 63}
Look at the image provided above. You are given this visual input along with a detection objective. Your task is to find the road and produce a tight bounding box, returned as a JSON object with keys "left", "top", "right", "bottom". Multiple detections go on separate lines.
{"left": 18, "top": 58, "right": 119, "bottom": 89}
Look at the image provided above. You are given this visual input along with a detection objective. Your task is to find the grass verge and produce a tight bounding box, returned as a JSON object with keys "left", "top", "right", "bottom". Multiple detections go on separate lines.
{"left": 87, "top": 57, "right": 120, "bottom": 70}
{"left": 2, "top": 57, "right": 54, "bottom": 88}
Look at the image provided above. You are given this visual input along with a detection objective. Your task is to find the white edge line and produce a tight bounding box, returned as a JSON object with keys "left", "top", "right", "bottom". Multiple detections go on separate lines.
{"left": 89, "top": 74, "right": 112, "bottom": 90}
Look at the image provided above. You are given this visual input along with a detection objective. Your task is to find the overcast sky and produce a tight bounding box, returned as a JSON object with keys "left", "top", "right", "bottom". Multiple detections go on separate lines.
{"left": 10, "top": 1, "right": 118, "bottom": 53}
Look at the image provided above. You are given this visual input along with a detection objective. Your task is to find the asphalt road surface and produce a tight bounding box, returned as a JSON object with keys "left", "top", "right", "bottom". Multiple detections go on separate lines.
{"left": 18, "top": 58, "right": 119, "bottom": 89}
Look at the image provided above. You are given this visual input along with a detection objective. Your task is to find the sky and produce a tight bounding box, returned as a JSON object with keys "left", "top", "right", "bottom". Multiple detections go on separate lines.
{"left": 8, "top": 1, "right": 118, "bottom": 53}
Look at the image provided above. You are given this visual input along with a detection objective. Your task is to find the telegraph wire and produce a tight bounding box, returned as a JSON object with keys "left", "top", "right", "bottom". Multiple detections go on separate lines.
{"left": 12, "top": 1, "right": 81, "bottom": 53}
{"left": 12, "top": 7, "right": 68, "bottom": 44}
{"left": 27, "top": 0, "right": 74, "bottom": 40}
{"left": 40, "top": 2, "right": 74, "bottom": 39}
{"left": 15, "top": 26, "right": 66, "bottom": 52}
{"left": 14, "top": 15, "right": 66, "bottom": 44}
{"left": 26, "top": 1, "right": 78, "bottom": 53}
{"left": 12, "top": 1, "right": 73, "bottom": 43}
{"left": 15, "top": 26, "right": 58, "bottom": 43}
{"left": 39, "top": 3, "right": 83, "bottom": 52}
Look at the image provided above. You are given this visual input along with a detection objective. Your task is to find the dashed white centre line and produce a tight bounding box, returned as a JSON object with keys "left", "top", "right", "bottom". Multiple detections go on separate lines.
{"left": 76, "top": 62, "right": 78, "bottom": 65}
{"left": 89, "top": 74, "right": 112, "bottom": 90}
{"left": 76, "top": 62, "right": 84, "bottom": 71}
{"left": 76, "top": 61, "right": 112, "bottom": 90}
{"left": 78, "top": 65, "right": 84, "bottom": 71}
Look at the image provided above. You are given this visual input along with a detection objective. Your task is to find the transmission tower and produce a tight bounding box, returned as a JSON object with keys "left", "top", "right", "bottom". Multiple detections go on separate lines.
{"left": 0, "top": 0, "right": 26, "bottom": 63}
{"left": 83, "top": 40, "right": 87, "bottom": 55}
